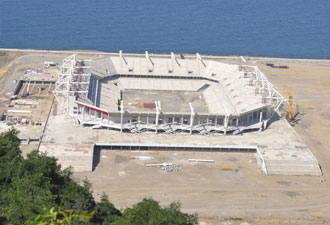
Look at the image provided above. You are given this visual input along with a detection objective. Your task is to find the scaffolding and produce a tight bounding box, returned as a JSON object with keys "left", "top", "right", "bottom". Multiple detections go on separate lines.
{"left": 239, "top": 65, "right": 286, "bottom": 114}
{"left": 53, "top": 54, "right": 92, "bottom": 115}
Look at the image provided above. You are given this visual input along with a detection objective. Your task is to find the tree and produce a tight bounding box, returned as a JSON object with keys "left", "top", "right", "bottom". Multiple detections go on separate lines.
{"left": 33, "top": 206, "right": 94, "bottom": 225}
{"left": 90, "top": 194, "right": 122, "bottom": 224}
{"left": 4, "top": 172, "right": 55, "bottom": 224}
{"left": 0, "top": 128, "right": 21, "bottom": 186}
{"left": 0, "top": 129, "right": 96, "bottom": 224}
{"left": 121, "top": 198, "right": 198, "bottom": 225}
{"left": 0, "top": 128, "right": 23, "bottom": 223}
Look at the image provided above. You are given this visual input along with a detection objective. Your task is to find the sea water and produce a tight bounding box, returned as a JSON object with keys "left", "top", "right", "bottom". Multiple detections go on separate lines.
{"left": 0, "top": 0, "right": 330, "bottom": 59}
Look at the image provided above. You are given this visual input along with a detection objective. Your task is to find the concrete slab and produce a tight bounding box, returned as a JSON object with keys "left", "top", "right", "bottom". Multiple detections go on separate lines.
{"left": 39, "top": 143, "right": 93, "bottom": 172}
{"left": 263, "top": 149, "right": 321, "bottom": 176}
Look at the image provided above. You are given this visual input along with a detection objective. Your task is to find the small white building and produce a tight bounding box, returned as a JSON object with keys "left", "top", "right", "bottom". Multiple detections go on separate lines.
{"left": 44, "top": 61, "right": 57, "bottom": 68}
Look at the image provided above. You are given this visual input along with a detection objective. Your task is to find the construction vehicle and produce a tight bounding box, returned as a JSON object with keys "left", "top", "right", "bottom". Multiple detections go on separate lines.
{"left": 284, "top": 85, "right": 301, "bottom": 126}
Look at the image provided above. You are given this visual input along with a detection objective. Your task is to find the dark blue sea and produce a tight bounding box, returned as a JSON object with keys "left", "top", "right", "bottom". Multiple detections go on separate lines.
{"left": 1, "top": 0, "right": 330, "bottom": 59}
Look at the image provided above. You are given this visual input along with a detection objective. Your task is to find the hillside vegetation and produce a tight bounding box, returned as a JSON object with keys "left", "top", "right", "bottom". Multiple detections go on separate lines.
{"left": 0, "top": 129, "right": 198, "bottom": 225}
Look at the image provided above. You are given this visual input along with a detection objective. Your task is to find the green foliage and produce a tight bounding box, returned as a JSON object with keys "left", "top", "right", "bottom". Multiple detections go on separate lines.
{"left": 0, "top": 128, "right": 23, "bottom": 223}
{"left": 5, "top": 172, "right": 54, "bottom": 224}
{"left": 0, "top": 129, "right": 96, "bottom": 224}
{"left": 33, "top": 206, "right": 94, "bottom": 225}
{"left": 0, "top": 129, "right": 198, "bottom": 225}
{"left": 91, "top": 194, "right": 122, "bottom": 224}
{"left": 0, "top": 128, "right": 22, "bottom": 186}
{"left": 122, "top": 198, "right": 198, "bottom": 225}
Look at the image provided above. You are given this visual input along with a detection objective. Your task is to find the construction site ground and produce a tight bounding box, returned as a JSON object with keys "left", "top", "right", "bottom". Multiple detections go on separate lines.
{"left": 1, "top": 50, "right": 330, "bottom": 224}
{"left": 123, "top": 89, "right": 209, "bottom": 113}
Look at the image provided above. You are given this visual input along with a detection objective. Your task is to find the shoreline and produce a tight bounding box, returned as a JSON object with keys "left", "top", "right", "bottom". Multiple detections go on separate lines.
{"left": 1, "top": 48, "right": 330, "bottom": 63}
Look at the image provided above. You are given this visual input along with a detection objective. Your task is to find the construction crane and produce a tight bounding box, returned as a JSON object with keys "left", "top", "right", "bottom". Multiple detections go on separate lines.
{"left": 284, "top": 85, "right": 301, "bottom": 126}
{"left": 286, "top": 85, "right": 293, "bottom": 123}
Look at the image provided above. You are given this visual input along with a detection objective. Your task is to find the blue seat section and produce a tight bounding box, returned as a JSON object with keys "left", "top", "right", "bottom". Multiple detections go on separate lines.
{"left": 95, "top": 82, "right": 101, "bottom": 107}
{"left": 88, "top": 75, "right": 98, "bottom": 105}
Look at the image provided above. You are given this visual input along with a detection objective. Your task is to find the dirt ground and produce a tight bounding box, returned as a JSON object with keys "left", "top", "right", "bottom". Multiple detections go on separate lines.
{"left": 1, "top": 51, "right": 330, "bottom": 224}
{"left": 76, "top": 58, "right": 330, "bottom": 224}
{"left": 75, "top": 150, "right": 330, "bottom": 225}
{"left": 0, "top": 51, "right": 22, "bottom": 98}
{"left": 256, "top": 63, "right": 330, "bottom": 177}
{"left": 123, "top": 89, "right": 208, "bottom": 113}
{"left": 0, "top": 51, "right": 23, "bottom": 69}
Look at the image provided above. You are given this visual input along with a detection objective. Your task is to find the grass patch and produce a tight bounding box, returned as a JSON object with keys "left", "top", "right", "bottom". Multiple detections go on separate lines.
{"left": 0, "top": 69, "right": 8, "bottom": 81}
{"left": 0, "top": 51, "right": 22, "bottom": 69}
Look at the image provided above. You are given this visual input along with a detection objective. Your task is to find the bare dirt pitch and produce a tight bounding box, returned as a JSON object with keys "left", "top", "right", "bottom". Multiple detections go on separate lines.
{"left": 123, "top": 89, "right": 208, "bottom": 113}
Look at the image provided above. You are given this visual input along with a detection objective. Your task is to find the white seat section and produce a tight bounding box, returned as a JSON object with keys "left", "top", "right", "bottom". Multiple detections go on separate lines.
{"left": 84, "top": 56, "right": 272, "bottom": 123}
{"left": 110, "top": 56, "right": 208, "bottom": 77}
{"left": 202, "top": 85, "right": 237, "bottom": 115}
{"left": 99, "top": 80, "right": 121, "bottom": 111}
{"left": 203, "top": 61, "right": 267, "bottom": 115}
{"left": 118, "top": 77, "right": 207, "bottom": 91}
{"left": 90, "top": 57, "right": 117, "bottom": 77}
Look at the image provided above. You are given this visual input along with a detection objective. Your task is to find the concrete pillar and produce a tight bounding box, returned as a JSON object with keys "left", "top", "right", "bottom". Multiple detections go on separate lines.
{"left": 155, "top": 113, "right": 159, "bottom": 133}
{"left": 171, "top": 52, "right": 175, "bottom": 72}
{"left": 224, "top": 115, "right": 229, "bottom": 135}
{"left": 120, "top": 100, "right": 124, "bottom": 132}
{"left": 155, "top": 101, "right": 161, "bottom": 133}
{"left": 189, "top": 103, "right": 195, "bottom": 134}
{"left": 155, "top": 101, "right": 162, "bottom": 133}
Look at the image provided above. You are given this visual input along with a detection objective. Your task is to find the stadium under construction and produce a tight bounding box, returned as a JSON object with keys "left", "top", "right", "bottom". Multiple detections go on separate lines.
{"left": 53, "top": 52, "right": 285, "bottom": 135}
{"left": 0, "top": 50, "right": 321, "bottom": 175}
